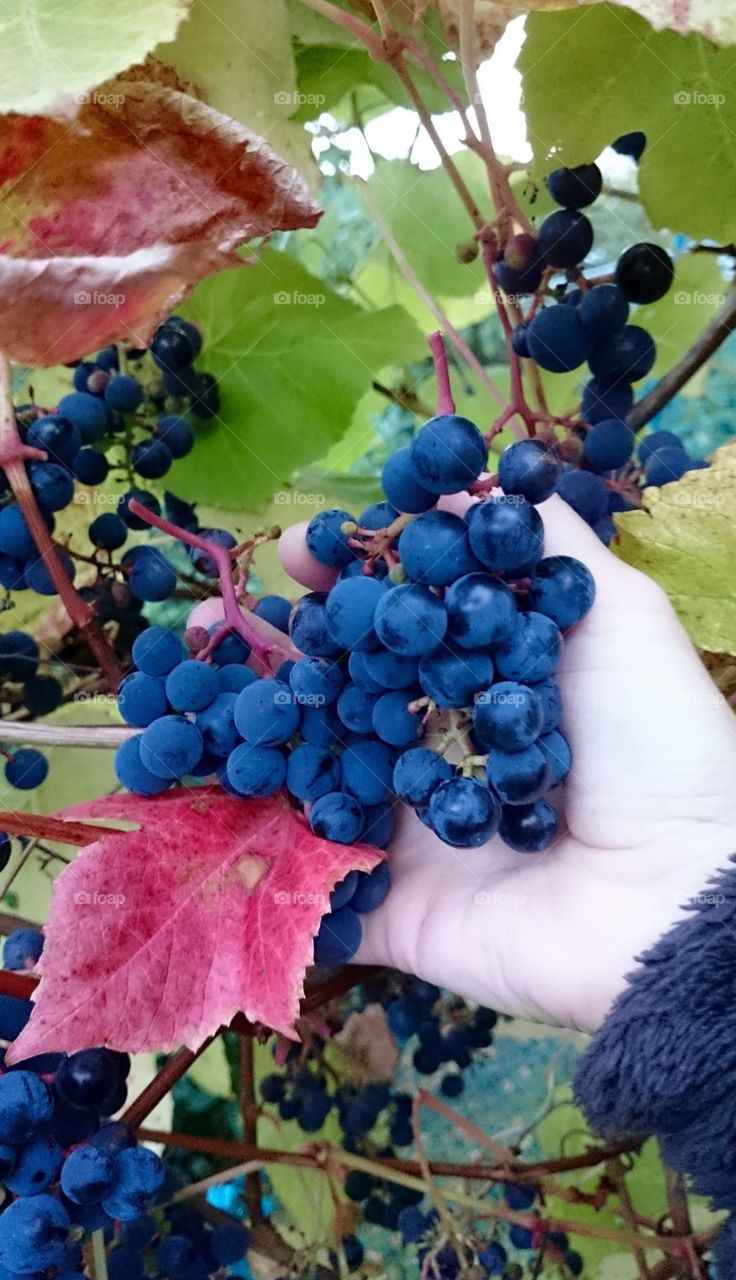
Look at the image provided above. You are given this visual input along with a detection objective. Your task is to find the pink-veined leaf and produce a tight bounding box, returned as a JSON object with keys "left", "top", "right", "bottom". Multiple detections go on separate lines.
{"left": 7, "top": 788, "right": 381, "bottom": 1059}
{"left": 0, "top": 79, "right": 320, "bottom": 365}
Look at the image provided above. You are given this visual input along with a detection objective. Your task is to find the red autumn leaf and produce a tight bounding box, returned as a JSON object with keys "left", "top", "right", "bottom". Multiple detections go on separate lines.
{"left": 0, "top": 79, "right": 320, "bottom": 365}
{"left": 7, "top": 788, "right": 381, "bottom": 1060}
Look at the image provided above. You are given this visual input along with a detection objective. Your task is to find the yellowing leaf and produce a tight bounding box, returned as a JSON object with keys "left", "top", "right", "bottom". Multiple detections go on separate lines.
{"left": 0, "top": 0, "right": 192, "bottom": 116}
{"left": 614, "top": 442, "right": 736, "bottom": 655}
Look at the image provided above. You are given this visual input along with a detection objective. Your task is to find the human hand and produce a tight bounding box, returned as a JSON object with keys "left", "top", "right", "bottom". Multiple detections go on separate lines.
{"left": 343, "top": 496, "right": 736, "bottom": 1032}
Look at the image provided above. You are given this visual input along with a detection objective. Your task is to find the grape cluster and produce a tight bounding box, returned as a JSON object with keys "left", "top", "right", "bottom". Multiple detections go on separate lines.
{"left": 0, "top": 315, "right": 216, "bottom": 611}
{"left": 0, "top": 631, "right": 52, "bottom": 791}
{"left": 0, "top": 928, "right": 168, "bottom": 1277}
{"left": 494, "top": 145, "right": 706, "bottom": 543}
{"left": 106, "top": 1207, "right": 250, "bottom": 1280}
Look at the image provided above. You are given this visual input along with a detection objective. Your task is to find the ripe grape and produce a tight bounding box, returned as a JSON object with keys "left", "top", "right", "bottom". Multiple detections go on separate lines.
{"left": 615, "top": 242, "right": 674, "bottom": 304}
{"left": 546, "top": 163, "right": 602, "bottom": 209}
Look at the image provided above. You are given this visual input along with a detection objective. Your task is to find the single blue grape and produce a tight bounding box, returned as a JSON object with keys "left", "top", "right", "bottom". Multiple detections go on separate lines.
{"left": 540, "top": 729, "right": 572, "bottom": 786}
{"left": 114, "top": 735, "right": 170, "bottom": 795}
{"left": 556, "top": 470, "right": 609, "bottom": 525}
{"left": 3, "top": 927, "right": 43, "bottom": 971}
{"left": 361, "top": 647, "right": 418, "bottom": 690}
{"left": 314, "top": 906, "right": 362, "bottom": 963}
{"left": 102, "top": 1146, "right": 165, "bottom": 1219}
{"left": 139, "top": 715, "right": 203, "bottom": 779}
{"left": 22, "top": 673, "right": 62, "bottom": 715}
{"left": 372, "top": 690, "right": 424, "bottom": 746}
{"left": 289, "top": 657, "right": 343, "bottom": 706}
{"left": 331, "top": 871, "right": 359, "bottom": 910}
{"left": 537, "top": 210, "right": 593, "bottom": 268}
{"left": 226, "top": 742, "right": 286, "bottom": 796}
{"left": 164, "top": 660, "right": 218, "bottom": 712}
{"left": 427, "top": 777, "right": 500, "bottom": 848}
{"left": 289, "top": 592, "right": 342, "bottom": 657}
{"left": 397, "top": 511, "right": 478, "bottom": 586}
{"left": 578, "top": 283, "right": 629, "bottom": 337}
{"left": 57, "top": 392, "right": 108, "bottom": 442}
{"left": 644, "top": 446, "right": 693, "bottom": 486}
{"left": 473, "top": 682, "right": 543, "bottom": 751}
{"left": 418, "top": 644, "right": 493, "bottom": 709}
{"left": 381, "top": 447, "right": 435, "bottom": 513}
{"left": 374, "top": 585, "right": 447, "bottom": 657}
{"left": 0, "top": 995, "right": 32, "bottom": 1040}
{"left": 118, "top": 672, "right": 168, "bottom": 728}
{"left": 89, "top": 512, "right": 127, "bottom": 550}
{"left": 286, "top": 743, "right": 340, "bottom": 801}
{"left": 153, "top": 415, "right": 195, "bottom": 459}
{"left": 358, "top": 500, "right": 398, "bottom": 529}
{"left": 132, "top": 626, "right": 184, "bottom": 676}
{"left": 393, "top": 747, "right": 452, "bottom": 807}
{"left": 498, "top": 439, "right": 561, "bottom": 504}
{"left": 118, "top": 488, "right": 161, "bottom": 530}
{"left": 5, "top": 748, "right": 48, "bottom": 789}
{"left": 589, "top": 324, "right": 655, "bottom": 385}
{"left": 545, "top": 163, "right": 601, "bottom": 209}
{"left": 526, "top": 306, "right": 592, "bottom": 373}
{"left": 132, "top": 438, "right": 173, "bottom": 480}
{"left": 337, "top": 683, "right": 378, "bottom": 734}
{"left": 638, "top": 429, "right": 683, "bottom": 462}
{"left": 325, "top": 575, "right": 386, "bottom": 650}
{"left": 0, "top": 506, "right": 41, "bottom": 559}
{"left": 495, "top": 612, "right": 563, "bottom": 681}
{"left": 105, "top": 375, "right": 144, "bottom": 414}
{"left": 195, "top": 692, "right": 240, "bottom": 757}
{"left": 2, "top": 1132, "right": 60, "bottom": 1195}
{"left": 217, "top": 664, "right": 256, "bottom": 694}
{"left": 253, "top": 594, "right": 292, "bottom": 633}
{"left": 341, "top": 741, "right": 395, "bottom": 805}
{"left": 487, "top": 742, "right": 550, "bottom": 805}
{"left": 0, "top": 1193, "right": 69, "bottom": 1271}
{"left": 351, "top": 861, "right": 391, "bottom": 912}
{"left": 612, "top": 131, "right": 646, "bottom": 160}
{"left": 27, "top": 414, "right": 82, "bottom": 465}
{"left": 529, "top": 555, "right": 596, "bottom": 629}
{"left": 583, "top": 418, "right": 635, "bottom": 471}
{"left": 444, "top": 572, "right": 517, "bottom": 650}
{"left": 189, "top": 527, "right": 237, "bottom": 577}
{"left": 360, "top": 802, "right": 396, "bottom": 848}
{"left": 310, "top": 792, "right": 364, "bottom": 844}
{"left": 126, "top": 548, "right": 176, "bottom": 602}
{"left": 27, "top": 461, "right": 75, "bottom": 513}
{"left": 306, "top": 508, "right": 357, "bottom": 568}
{"left": 409, "top": 415, "right": 487, "bottom": 494}
{"left": 467, "top": 496, "right": 543, "bottom": 576}
{"left": 234, "top": 678, "right": 300, "bottom": 745}
{"left": 208, "top": 626, "right": 251, "bottom": 665}
{"left": 0, "top": 1070, "right": 53, "bottom": 1142}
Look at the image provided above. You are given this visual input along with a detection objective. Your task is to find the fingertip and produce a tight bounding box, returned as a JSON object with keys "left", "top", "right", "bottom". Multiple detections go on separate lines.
{"left": 278, "top": 521, "right": 340, "bottom": 592}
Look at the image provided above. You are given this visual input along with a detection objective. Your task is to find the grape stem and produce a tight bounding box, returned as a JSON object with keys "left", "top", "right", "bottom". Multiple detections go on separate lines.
{"left": 362, "top": 189, "right": 506, "bottom": 411}
{"left": 0, "top": 720, "right": 133, "bottom": 747}
{"left": 0, "top": 354, "right": 124, "bottom": 691}
{"left": 91, "top": 1230, "right": 109, "bottom": 1280}
{"left": 428, "top": 332, "right": 456, "bottom": 416}
{"left": 126, "top": 500, "right": 299, "bottom": 676}
{"left": 627, "top": 283, "right": 736, "bottom": 431}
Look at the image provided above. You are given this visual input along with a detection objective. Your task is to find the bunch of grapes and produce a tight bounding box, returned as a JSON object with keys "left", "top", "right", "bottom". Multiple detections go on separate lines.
{"left": 0, "top": 927, "right": 170, "bottom": 1277}
{"left": 105, "top": 1208, "right": 250, "bottom": 1280}
{"left": 495, "top": 146, "right": 706, "bottom": 543}
{"left": 0, "top": 316, "right": 223, "bottom": 791}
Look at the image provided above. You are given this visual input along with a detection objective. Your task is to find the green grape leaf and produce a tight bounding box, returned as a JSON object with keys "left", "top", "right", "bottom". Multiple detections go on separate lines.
{"left": 174, "top": 249, "right": 426, "bottom": 509}
{"left": 153, "top": 0, "right": 312, "bottom": 177}
{"left": 614, "top": 441, "right": 736, "bottom": 655}
{"left": 362, "top": 155, "right": 490, "bottom": 297}
{"left": 0, "top": 0, "right": 192, "bottom": 115}
{"left": 520, "top": 6, "right": 736, "bottom": 241}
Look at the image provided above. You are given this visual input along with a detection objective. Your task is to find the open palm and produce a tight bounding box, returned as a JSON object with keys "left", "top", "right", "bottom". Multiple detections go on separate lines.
{"left": 355, "top": 497, "right": 736, "bottom": 1032}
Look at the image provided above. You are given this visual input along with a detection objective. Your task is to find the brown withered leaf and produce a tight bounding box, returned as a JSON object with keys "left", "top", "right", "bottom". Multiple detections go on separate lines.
{"left": 332, "top": 1003, "right": 399, "bottom": 1084}
{"left": 0, "top": 79, "right": 321, "bottom": 365}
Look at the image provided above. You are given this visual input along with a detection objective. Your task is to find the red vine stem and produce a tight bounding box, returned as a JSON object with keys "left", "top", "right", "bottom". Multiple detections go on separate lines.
{"left": 428, "top": 333, "right": 456, "bottom": 415}
{"left": 0, "top": 355, "right": 123, "bottom": 691}
{"left": 0, "top": 809, "right": 121, "bottom": 846}
{"left": 240, "top": 1036, "right": 264, "bottom": 1225}
{"left": 362, "top": 190, "right": 506, "bottom": 410}
{"left": 127, "top": 501, "right": 297, "bottom": 676}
